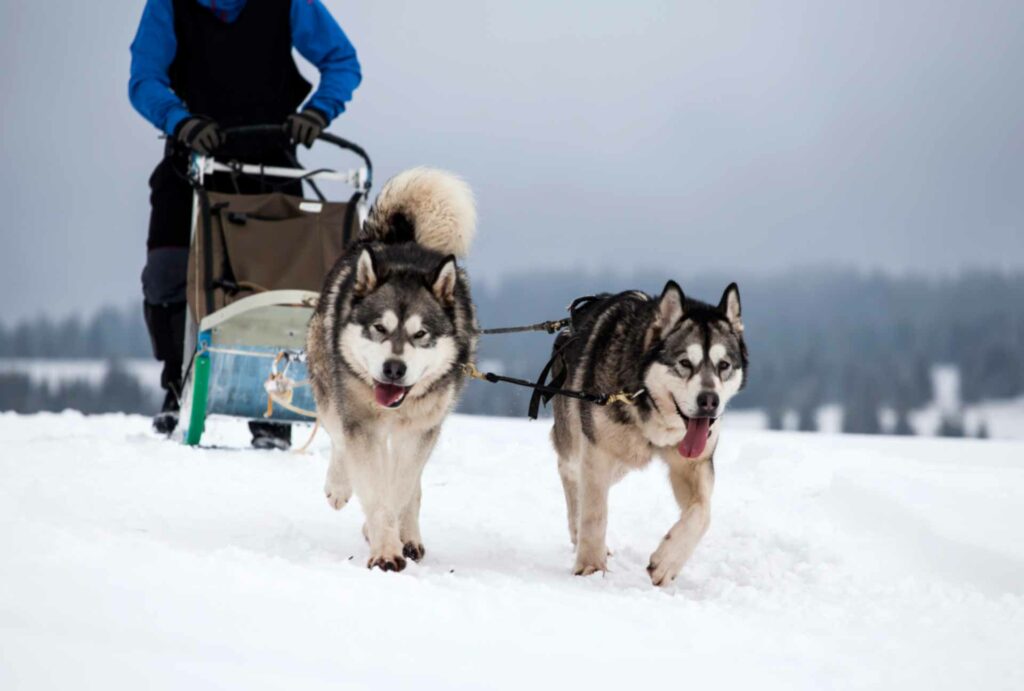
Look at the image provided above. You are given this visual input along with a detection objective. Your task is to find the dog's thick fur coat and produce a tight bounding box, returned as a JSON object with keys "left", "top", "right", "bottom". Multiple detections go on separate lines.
{"left": 307, "top": 168, "right": 477, "bottom": 571}
{"left": 551, "top": 283, "right": 747, "bottom": 585}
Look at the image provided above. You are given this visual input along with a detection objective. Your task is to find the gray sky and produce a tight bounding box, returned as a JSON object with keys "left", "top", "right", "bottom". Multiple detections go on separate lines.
{"left": 1, "top": 0, "right": 1022, "bottom": 322}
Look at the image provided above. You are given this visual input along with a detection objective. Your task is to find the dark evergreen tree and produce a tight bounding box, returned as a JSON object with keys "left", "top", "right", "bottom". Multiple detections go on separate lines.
{"left": 0, "top": 373, "right": 32, "bottom": 411}
{"left": 962, "top": 344, "right": 1024, "bottom": 404}
{"left": 893, "top": 406, "right": 914, "bottom": 436}
{"left": 842, "top": 375, "right": 882, "bottom": 435}
{"left": 936, "top": 414, "right": 966, "bottom": 438}
{"left": 796, "top": 403, "right": 817, "bottom": 432}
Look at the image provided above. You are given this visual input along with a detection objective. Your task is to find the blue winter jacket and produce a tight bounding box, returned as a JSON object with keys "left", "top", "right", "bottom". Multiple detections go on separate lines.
{"left": 129, "top": 0, "right": 361, "bottom": 135}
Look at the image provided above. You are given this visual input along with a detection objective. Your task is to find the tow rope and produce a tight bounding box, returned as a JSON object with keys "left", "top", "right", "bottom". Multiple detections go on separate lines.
{"left": 477, "top": 318, "right": 569, "bottom": 335}
{"left": 462, "top": 362, "right": 645, "bottom": 418}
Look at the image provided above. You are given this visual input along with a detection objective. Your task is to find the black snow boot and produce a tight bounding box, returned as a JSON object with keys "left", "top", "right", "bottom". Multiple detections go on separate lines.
{"left": 144, "top": 300, "right": 186, "bottom": 436}
{"left": 153, "top": 389, "right": 181, "bottom": 436}
{"left": 250, "top": 421, "right": 292, "bottom": 450}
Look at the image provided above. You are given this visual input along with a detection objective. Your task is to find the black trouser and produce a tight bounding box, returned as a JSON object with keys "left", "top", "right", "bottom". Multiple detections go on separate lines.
{"left": 142, "top": 138, "right": 301, "bottom": 437}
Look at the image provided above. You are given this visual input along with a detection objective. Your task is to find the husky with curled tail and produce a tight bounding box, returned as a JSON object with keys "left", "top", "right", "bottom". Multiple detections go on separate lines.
{"left": 306, "top": 168, "right": 478, "bottom": 572}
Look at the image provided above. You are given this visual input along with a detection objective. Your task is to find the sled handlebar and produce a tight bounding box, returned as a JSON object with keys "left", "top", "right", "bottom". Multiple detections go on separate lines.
{"left": 221, "top": 124, "right": 373, "bottom": 192}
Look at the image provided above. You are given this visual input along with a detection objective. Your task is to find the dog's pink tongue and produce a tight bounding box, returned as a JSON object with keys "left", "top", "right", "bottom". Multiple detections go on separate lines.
{"left": 679, "top": 417, "right": 710, "bottom": 458}
{"left": 374, "top": 383, "right": 406, "bottom": 407}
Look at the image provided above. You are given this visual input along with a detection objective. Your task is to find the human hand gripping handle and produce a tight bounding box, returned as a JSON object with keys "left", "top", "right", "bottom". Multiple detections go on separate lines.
{"left": 174, "top": 116, "right": 226, "bottom": 155}
{"left": 286, "top": 109, "right": 327, "bottom": 148}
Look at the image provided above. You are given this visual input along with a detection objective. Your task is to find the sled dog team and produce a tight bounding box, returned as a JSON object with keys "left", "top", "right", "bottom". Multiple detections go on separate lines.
{"left": 306, "top": 168, "right": 748, "bottom": 586}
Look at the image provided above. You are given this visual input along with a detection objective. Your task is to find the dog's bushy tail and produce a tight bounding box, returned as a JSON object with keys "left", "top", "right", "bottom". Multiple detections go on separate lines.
{"left": 361, "top": 167, "right": 476, "bottom": 258}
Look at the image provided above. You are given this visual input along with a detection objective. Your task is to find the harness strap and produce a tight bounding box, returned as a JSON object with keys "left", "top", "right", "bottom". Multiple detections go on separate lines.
{"left": 526, "top": 354, "right": 559, "bottom": 420}
{"left": 462, "top": 363, "right": 644, "bottom": 415}
{"left": 527, "top": 335, "right": 575, "bottom": 419}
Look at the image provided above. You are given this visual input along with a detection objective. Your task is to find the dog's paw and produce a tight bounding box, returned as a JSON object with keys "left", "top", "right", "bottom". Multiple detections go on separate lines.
{"left": 402, "top": 542, "right": 426, "bottom": 562}
{"left": 323, "top": 459, "right": 351, "bottom": 510}
{"left": 367, "top": 553, "right": 407, "bottom": 573}
{"left": 573, "top": 554, "right": 607, "bottom": 577}
{"left": 324, "top": 483, "right": 351, "bottom": 510}
{"left": 647, "top": 544, "right": 684, "bottom": 587}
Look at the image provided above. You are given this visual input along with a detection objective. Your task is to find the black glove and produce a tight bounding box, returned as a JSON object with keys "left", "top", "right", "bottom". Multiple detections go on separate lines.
{"left": 174, "top": 116, "right": 226, "bottom": 155}
{"left": 286, "top": 109, "right": 327, "bottom": 148}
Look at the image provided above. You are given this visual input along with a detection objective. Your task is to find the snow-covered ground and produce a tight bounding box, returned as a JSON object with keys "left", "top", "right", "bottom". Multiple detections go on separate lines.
{"left": 1, "top": 412, "right": 1022, "bottom": 690}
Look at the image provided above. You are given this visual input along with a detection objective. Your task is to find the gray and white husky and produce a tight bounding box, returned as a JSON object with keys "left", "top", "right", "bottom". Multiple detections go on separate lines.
{"left": 306, "top": 168, "right": 477, "bottom": 572}
{"left": 550, "top": 282, "right": 747, "bottom": 585}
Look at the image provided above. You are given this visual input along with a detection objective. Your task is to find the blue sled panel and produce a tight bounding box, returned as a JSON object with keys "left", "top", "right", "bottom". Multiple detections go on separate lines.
{"left": 206, "top": 346, "right": 316, "bottom": 423}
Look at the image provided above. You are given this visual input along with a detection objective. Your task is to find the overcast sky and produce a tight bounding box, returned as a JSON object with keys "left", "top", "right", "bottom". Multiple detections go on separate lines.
{"left": 1, "top": 0, "right": 1022, "bottom": 322}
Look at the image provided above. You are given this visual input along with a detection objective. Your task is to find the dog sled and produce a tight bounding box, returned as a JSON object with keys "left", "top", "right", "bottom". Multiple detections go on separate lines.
{"left": 175, "top": 125, "right": 372, "bottom": 446}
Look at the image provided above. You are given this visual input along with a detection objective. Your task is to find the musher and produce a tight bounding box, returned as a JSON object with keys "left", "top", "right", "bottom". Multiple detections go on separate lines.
{"left": 129, "top": 0, "right": 361, "bottom": 448}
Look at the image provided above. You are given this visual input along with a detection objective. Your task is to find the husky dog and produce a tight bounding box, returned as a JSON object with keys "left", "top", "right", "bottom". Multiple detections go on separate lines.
{"left": 550, "top": 282, "right": 747, "bottom": 586}
{"left": 306, "top": 168, "right": 477, "bottom": 572}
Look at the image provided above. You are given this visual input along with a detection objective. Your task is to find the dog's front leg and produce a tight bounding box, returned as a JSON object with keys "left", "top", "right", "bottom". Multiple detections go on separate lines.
{"left": 556, "top": 453, "right": 581, "bottom": 547}
{"left": 391, "top": 425, "right": 439, "bottom": 563}
{"left": 574, "top": 445, "right": 615, "bottom": 576}
{"left": 648, "top": 457, "right": 714, "bottom": 586}
{"left": 324, "top": 439, "right": 352, "bottom": 510}
{"left": 342, "top": 426, "right": 406, "bottom": 571}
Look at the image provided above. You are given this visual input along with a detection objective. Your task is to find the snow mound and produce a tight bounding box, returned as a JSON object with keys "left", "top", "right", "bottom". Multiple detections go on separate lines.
{"left": 2, "top": 412, "right": 1022, "bottom": 690}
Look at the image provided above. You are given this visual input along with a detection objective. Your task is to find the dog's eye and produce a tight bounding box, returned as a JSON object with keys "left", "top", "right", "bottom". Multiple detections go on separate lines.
{"left": 679, "top": 358, "right": 693, "bottom": 369}
{"left": 413, "top": 330, "right": 428, "bottom": 340}
{"left": 373, "top": 324, "right": 388, "bottom": 335}
{"left": 718, "top": 360, "right": 731, "bottom": 372}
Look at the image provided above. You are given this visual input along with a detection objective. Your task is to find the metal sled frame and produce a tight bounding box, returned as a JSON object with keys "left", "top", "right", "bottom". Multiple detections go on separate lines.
{"left": 176, "top": 127, "right": 371, "bottom": 446}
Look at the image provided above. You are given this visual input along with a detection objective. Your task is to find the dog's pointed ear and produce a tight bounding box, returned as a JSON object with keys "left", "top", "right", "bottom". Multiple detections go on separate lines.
{"left": 646, "top": 280, "right": 685, "bottom": 349}
{"left": 354, "top": 248, "right": 378, "bottom": 296}
{"left": 430, "top": 255, "right": 458, "bottom": 305}
{"left": 718, "top": 282, "right": 743, "bottom": 333}
{"left": 656, "top": 280, "right": 685, "bottom": 332}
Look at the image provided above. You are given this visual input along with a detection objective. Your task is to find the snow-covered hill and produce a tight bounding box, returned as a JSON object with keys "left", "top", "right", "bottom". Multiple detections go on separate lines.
{"left": 2, "top": 412, "right": 1022, "bottom": 690}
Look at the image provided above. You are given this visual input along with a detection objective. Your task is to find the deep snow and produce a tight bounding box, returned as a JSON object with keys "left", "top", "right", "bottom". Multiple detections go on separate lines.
{"left": 1, "top": 412, "right": 1022, "bottom": 690}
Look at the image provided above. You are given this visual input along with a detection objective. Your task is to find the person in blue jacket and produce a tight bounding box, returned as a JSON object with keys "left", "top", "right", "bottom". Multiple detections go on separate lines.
{"left": 129, "top": 0, "right": 361, "bottom": 448}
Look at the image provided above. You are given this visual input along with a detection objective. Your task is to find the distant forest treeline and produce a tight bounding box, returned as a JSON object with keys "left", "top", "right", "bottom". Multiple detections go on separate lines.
{"left": 0, "top": 361, "right": 154, "bottom": 415}
{"left": 0, "top": 305, "right": 152, "bottom": 359}
{"left": 2, "top": 270, "right": 1022, "bottom": 433}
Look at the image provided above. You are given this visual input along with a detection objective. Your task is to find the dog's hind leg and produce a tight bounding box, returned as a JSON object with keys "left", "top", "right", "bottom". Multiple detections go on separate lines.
{"left": 324, "top": 439, "right": 352, "bottom": 510}
{"left": 399, "top": 483, "right": 425, "bottom": 562}
{"left": 647, "top": 457, "right": 714, "bottom": 587}
{"left": 394, "top": 425, "right": 440, "bottom": 564}
{"left": 573, "top": 444, "right": 615, "bottom": 576}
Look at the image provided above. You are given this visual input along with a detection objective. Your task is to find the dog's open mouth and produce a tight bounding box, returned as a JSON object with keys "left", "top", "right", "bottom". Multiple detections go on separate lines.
{"left": 373, "top": 382, "right": 410, "bottom": 408}
{"left": 672, "top": 396, "right": 718, "bottom": 459}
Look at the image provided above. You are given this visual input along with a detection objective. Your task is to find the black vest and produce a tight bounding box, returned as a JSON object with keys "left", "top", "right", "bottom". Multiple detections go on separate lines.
{"left": 169, "top": 0, "right": 311, "bottom": 128}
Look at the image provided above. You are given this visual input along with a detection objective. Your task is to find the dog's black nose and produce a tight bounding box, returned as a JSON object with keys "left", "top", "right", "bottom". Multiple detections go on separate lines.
{"left": 696, "top": 391, "right": 719, "bottom": 415}
{"left": 382, "top": 359, "right": 407, "bottom": 382}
